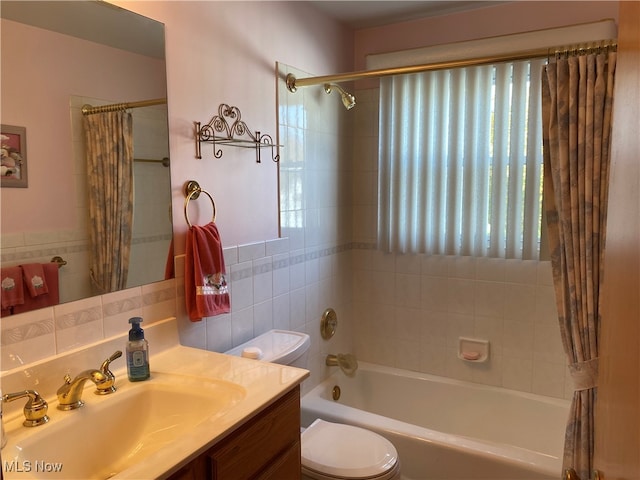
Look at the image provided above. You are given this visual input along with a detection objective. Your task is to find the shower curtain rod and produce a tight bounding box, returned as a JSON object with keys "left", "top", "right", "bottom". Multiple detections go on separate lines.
{"left": 286, "top": 40, "right": 616, "bottom": 91}
{"left": 81, "top": 98, "right": 167, "bottom": 115}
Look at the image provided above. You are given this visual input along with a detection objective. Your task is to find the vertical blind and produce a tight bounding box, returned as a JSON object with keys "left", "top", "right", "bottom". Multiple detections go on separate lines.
{"left": 377, "top": 57, "right": 547, "bottom": 259}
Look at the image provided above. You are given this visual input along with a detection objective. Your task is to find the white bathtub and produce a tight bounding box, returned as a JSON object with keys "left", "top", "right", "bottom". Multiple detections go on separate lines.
{"left": 301, "top": 362, "right": 570, "bottom": 480}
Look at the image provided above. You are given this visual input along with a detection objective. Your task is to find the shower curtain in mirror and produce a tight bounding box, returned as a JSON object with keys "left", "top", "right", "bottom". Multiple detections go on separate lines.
{"left": 542, "top": 50, "right": 616, "bottom": 478}
{"left": 83, "top": 110, "right": 134, "bottom": 294}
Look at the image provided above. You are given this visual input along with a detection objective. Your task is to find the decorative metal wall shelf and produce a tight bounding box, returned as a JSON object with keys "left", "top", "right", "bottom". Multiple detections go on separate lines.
{"left": 195, "top": 104, "right": 280, "bottom": 163}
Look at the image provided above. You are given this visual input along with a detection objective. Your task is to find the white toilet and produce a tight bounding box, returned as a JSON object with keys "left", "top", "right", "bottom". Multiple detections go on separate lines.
{"left": 226, "top": 330, "right": 401, "bottom": 480}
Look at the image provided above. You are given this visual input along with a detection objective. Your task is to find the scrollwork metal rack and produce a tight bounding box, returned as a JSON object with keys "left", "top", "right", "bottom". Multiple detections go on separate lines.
{"left": 195, "top": 104, "right": 280, "bottom": 163}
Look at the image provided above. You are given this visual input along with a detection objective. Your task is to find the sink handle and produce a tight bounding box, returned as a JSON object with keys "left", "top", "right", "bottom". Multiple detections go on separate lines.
{"left": 101, "top": 350, "right": 123, "bottom": 374}
{"left": 96, "top": 350, "right": 122, "bottom": 395}
{"left": 2, "top": 390, "right": 49, "bottom": 427}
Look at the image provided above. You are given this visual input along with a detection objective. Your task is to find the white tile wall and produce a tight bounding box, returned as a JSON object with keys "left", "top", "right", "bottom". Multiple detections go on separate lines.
{"left": 352, "top": 250, "right": 568, "bottom": 398}
{"left": 351, "top": 87, "right": 570, "bottom": 399}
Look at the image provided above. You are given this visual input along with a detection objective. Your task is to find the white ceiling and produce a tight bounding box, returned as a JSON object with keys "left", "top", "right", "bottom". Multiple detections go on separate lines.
{"left": 308, "top": 1, "right": 508, "bottom": 29}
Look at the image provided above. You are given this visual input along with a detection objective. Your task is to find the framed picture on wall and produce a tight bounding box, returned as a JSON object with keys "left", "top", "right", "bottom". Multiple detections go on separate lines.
{"left": 1, "top": 124, "right": 28, "bottom": 188}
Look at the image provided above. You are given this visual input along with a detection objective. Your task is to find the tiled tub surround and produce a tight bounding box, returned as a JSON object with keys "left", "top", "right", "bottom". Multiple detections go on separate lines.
{"left": 351, "top": 250, "right": 569, "bottom": 399}
{"left": 350, "top": 87, "right": 569, "bottom": 400}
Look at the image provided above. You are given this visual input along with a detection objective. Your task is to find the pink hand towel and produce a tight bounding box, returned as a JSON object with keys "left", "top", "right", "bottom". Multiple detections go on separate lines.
{"left": 21, "top": 263, "right": 49, "bottom": 297}
{"left": 185, "top": 222, "right": 230, "bottom": 321}
{"left": 1, "top": 266, "right": 25, "bottom": 310}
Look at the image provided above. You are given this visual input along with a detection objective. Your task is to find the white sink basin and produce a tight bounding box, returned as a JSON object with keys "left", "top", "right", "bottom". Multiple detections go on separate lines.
{"left": 3, "top": 373, "right": 245, "bottom": 479}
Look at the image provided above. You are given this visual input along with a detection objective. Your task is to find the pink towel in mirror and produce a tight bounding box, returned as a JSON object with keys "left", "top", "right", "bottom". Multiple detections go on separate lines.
{"left": 1, "top": 266, "right": 24, "bottom": 310}
{"left": 21, "top": 263, "right": 49, "bottom": 297}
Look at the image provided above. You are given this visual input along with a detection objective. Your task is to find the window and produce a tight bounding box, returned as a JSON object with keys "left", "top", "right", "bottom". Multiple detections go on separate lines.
{"left": 377, "top": 58, "right": 547, "bottom": 260}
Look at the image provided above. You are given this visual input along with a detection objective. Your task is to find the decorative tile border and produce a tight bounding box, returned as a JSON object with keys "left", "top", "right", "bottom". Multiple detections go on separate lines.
{"left": 1, "top": 233, "right": 171, "bottom": 265}
{"left": 0, "top": 318, "right": 54, "bottom": 346}
{"left": 131, "top": 233, "right": 173, "bottom": 246}
{"left": 0, "top": 243, "right": 89, "bottom": 264}
{"left": 143, "top": 285, "right": 175, "bottom": 306}
{"left": 55, "top": 305, "right": 103, "bottom": 330}
{"left": 102, "top": 295, "right": 144, "bottom": 317}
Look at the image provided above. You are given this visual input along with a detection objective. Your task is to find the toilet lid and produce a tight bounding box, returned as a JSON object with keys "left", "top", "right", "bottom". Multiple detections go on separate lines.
{"left": 301, "top": 420, "right": 398, "bottom": 479}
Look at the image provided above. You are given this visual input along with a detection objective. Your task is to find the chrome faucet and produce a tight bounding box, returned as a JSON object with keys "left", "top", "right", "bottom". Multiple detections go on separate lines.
{"left": 2, "top": 390, "right": 50, "bottom": 427}
{"left": 57, "top": 350, "right": 122, "bottom": 410}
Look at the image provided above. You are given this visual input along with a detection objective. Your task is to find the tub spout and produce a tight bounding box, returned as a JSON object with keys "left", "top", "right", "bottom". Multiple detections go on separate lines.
{"left": 326, "top": 353, "right": 358, "bottom": 377}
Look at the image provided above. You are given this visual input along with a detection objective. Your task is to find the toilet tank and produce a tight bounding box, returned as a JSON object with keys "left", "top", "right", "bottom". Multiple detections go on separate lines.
{"left": 225, "top": 330, "right": 310, "bottom": 368}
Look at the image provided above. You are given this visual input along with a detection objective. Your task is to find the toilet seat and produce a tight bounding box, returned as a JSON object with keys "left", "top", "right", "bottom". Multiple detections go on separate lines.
{"left": 301, "top": 419, "right": 400, "bottom": 480}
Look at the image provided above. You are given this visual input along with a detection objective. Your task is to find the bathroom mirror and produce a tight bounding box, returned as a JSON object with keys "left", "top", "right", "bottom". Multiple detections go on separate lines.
{"left": 0, "top": 1, "right": 172, "bottom": 309}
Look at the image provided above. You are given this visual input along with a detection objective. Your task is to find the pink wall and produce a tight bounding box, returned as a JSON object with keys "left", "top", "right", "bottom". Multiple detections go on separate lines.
{"left": 0, "top": 20, "right": 166, "bottom": 233}
{"left": 111, "top": 1, "right": 354, "bottom": 253}
{"left": 2, "top": 1, "right": 353, "bottom": 251}
{"left": 353, "top": 1, "right": 619, "bottom": 88}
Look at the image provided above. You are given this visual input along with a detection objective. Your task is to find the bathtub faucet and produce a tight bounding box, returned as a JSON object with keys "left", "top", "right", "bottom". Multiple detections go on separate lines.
{"left": 326, "top": 353, "right": 358, "bottom": 377}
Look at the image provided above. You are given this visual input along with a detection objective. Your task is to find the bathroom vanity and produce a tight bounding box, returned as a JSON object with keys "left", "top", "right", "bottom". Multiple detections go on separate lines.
{"left": 0, "top": 318, "right": 309, "bottom": 479}
{"left": 166, "top": 386, "right": 301, "bottom": 480}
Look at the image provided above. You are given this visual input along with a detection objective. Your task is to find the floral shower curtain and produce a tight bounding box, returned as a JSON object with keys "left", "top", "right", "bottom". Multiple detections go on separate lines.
{"left": 83, "top": 110, "right": 134, "bottom": 294}
{"left": 541, "top": 51, "right": 616, "bottom": 478}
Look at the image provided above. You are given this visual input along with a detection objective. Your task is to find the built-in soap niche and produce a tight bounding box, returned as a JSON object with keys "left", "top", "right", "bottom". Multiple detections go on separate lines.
{"left": 458, "top": 337, "right": 490, "bottom": 363}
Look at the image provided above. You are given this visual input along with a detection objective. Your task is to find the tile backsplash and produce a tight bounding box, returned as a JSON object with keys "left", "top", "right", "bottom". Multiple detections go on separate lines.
{"left": 0, "top": 279, "right": 176, "bottom": 371}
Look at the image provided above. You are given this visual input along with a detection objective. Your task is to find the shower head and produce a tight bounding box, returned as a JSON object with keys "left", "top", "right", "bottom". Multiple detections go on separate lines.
{"left": 324, "top": 83, "right": 356, "bottom": 110}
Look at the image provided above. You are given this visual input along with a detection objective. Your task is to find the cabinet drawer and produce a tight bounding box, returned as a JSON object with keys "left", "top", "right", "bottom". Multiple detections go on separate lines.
{"left": 209, "top": 386, "right": 300, "bottom": 479}
{"left": 256, "top": 442, "right": 301, "bottom": 480}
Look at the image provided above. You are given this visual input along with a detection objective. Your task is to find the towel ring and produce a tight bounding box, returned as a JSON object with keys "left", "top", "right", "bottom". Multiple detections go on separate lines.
{"left": 183, "top": 180, "right": 216, "bottom": 227}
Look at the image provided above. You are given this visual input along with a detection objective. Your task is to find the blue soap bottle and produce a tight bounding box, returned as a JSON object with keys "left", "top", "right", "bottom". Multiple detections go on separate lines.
{"left": 126, "top": 317, "right": 150, "bottom": 381}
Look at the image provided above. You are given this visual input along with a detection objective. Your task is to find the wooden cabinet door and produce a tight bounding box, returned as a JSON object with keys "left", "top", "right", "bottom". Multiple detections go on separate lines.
{"left": 209, "top": 387, "right": 301, "bottom": 479}
{"left": 165, "top": 386, "right": 301, "bottom": 480}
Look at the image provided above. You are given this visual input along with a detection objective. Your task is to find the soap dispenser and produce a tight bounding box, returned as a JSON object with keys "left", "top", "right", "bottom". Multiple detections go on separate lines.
{"left": 126, "top": 317, "right": 150, "bottom": 381}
